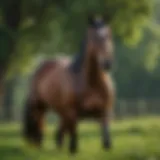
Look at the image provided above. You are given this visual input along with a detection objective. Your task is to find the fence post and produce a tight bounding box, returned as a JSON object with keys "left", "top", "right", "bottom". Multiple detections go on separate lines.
{"left": 119, "top": 100, "right": 127, "bottom": 119}
{"left": 137, "top": 99, "right": 147, "bottom": 116}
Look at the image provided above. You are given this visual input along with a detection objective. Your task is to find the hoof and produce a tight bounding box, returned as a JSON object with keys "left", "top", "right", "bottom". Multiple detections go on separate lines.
{"left": 70, "top": 150, "right": 77, "bottom": 155}
{"left": 103, "top": 141, "right": 112, "bottom": 150}
{"left": 69, "top": 147, "right": 77, "bottom": 155}
{"left": 24, "top": 137, "right": 42, "bottom": 149}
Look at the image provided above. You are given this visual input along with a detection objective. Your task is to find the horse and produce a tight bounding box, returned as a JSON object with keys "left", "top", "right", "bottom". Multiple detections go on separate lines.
{"left": 23, "top": 14, "right": 115, "bottom": 154}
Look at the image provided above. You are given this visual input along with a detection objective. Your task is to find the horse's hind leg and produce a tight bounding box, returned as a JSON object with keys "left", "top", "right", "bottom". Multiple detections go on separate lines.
{"left": 65, "top": 112, "right": 78, "bottom": 154}
{"left": 23, "top": 98, "right": 46, "bottom": 148}
{"left": 55, "top": 119, "right": 66, "bottom": 149}
{"left": 68, "top": 120, "right": 78, "bottom": 154}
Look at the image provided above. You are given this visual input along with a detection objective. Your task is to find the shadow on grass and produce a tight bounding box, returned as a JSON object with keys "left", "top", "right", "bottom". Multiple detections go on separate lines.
{"left": 0, "top": 146, "right": 26, "bottom": 160}
{"left": 0, "top": 145, "right": 64, "bottom": 160}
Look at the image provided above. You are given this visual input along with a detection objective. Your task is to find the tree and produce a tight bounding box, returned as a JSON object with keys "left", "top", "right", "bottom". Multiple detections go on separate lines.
{"left": 0, "top": 0, "right": 153, "bottom": 120}
{"left": 0, "top": 0, "right": 54, "bottom": 120}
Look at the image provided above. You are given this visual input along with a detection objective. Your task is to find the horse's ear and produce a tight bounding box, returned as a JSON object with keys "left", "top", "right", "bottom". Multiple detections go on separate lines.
{"left": 88, "top": 14, "right": 95, "bottom": 25}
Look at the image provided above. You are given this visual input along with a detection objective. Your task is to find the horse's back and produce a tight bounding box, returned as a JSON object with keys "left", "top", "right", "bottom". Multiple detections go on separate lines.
{"left": 34, "top": 60, "right": 57, "bottom": 78}
{"left": 33, "top": 57, "right": 71, "bottom": 85}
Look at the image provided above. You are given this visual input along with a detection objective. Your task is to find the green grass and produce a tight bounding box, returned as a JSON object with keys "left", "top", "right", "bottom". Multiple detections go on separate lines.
{"left": 0, "top": 117, "right": 160, "bottom": 160}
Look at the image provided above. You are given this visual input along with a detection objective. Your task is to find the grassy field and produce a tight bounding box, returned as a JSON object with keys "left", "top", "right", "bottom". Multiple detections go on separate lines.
{"left": 0, "top": 117, "right": 160, "bottom": 160}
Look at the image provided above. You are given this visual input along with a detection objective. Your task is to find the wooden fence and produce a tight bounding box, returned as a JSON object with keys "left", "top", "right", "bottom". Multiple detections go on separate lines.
{"left": 114, "top": 99, "right": 160, "bottom": 119}
{"left": 1, "top": 99, "right": 160, "bottom": 121}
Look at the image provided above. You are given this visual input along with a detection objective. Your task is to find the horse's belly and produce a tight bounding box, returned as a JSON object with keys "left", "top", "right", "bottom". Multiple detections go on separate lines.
{"left": 77, "top": 108, "right": 102, "bottom": 119}
{"left": 77, "top": 100, "right": 103, "bottom": 119}
{"left": 75, "top": 93, "right": 104, "bottom": 119}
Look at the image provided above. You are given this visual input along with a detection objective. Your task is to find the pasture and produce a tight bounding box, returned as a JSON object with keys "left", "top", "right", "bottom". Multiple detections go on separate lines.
{"left": 0, "top": 117, "right": 160, "bottom": 160}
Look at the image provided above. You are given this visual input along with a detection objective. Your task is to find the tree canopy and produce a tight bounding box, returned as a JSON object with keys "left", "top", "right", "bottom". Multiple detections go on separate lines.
{"left": 0, "top": 0, "right": 159, "bottom": 94}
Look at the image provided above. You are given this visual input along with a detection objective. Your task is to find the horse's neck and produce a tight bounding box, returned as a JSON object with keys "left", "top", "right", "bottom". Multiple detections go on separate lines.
{"left": 84, "top": 53, "right": 103, "bottom": 87}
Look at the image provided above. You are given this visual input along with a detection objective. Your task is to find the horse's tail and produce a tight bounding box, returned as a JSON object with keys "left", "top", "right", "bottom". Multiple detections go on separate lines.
{"left": 23, "top": 97, "right": 45, "bottom": 147}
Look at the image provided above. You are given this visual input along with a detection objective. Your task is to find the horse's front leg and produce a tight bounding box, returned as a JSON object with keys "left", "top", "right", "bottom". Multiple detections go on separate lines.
{"left": 55, "top": 119, "right": 66, "bottom": 149}
{"left": 101, "top": 113, "right": 112, "bottom": 150}
{"left": 66, "top": 111, "right": 78, "bottom": 154}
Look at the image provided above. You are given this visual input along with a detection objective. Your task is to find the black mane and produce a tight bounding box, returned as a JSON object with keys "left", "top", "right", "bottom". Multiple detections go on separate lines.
{"left": 70, "top": 38, "right": 87, "bottom": 73}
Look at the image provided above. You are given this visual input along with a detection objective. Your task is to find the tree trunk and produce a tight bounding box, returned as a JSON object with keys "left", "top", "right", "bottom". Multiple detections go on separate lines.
{"left": 2, "top": 78, "right": 17, "bottom": 121}
{"left": 0, "top": 0, "right": 22, "bottom": 121}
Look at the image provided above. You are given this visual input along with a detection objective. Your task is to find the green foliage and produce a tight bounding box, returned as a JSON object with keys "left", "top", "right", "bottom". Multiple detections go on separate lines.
{"left": 0, "top": 0, "right": 153, "bottom": 56}
{"left": 0, "top": 28, "right": 11, "bottom": 63}
{"left": 0, "top": 0, "right": 160, "bottom": 98}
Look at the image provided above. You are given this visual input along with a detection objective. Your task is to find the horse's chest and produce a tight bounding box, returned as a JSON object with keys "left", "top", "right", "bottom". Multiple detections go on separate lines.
{"left": 83, "top": 88, "right": 107, "bottom": 106}
{"left": 75, "top": 87, "right": 107, "bottom": 117}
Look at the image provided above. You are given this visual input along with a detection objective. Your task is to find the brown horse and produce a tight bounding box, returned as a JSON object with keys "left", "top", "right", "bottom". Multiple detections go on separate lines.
{"left": 23, "top": 14, "right": 115, "bottom": 154}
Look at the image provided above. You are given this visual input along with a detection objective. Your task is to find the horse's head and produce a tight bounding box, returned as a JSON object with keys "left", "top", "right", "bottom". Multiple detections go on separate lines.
{"left": 86, "top": 14, "right": 114, "bottom": 70}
